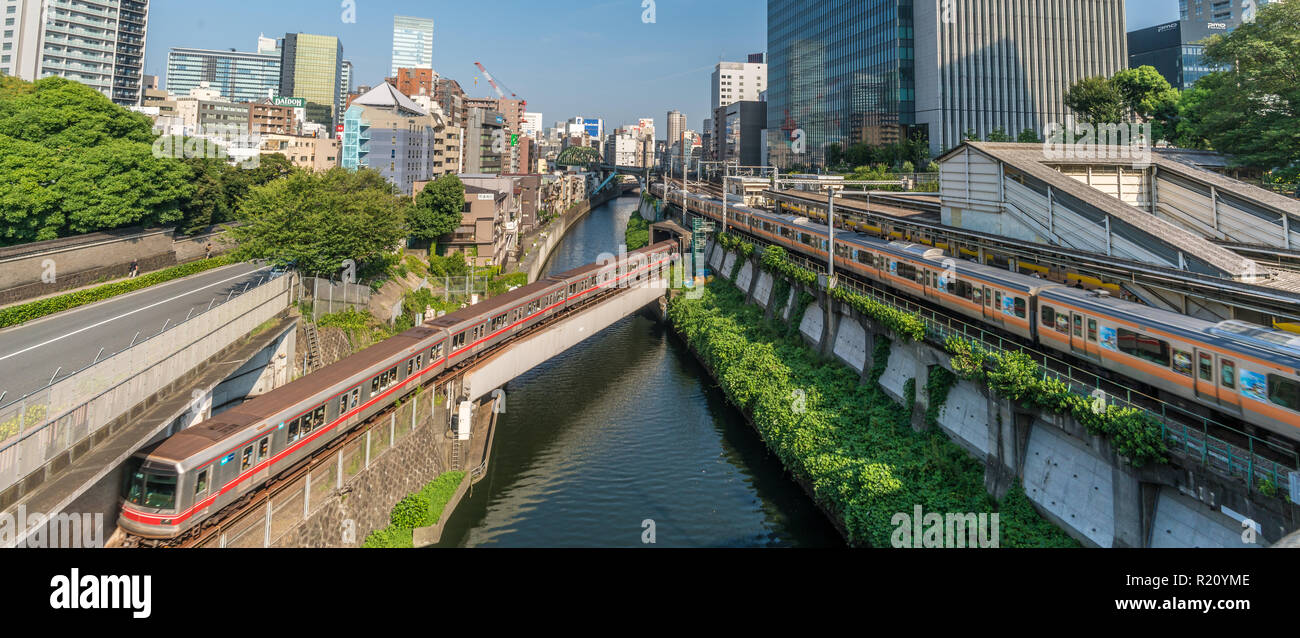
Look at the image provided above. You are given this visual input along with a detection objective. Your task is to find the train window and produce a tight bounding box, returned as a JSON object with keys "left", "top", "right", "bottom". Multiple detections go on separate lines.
{"left": 241, "top": 445, "right": 253, "bottom": 471}
{"left": 1088, "top": 319, "right": 1098, "bottom": 342}
{"left": 452, "top": 332, "right": 465, "bottom": 349}
{"left": 1220, "top": 360, "right": 1236, "bottom": 389}
{"left": 432, "top": 343, "right": 444, "bottom": 360}
{"left": 1041, "top": 306, "right": 1056, "bottom": 326}
{"left": 258, "top": 437, "right": 269, "bottom": 462}
{"left": 416, "top": 354, "right": 423, "bottom": 370}
{"left": 970, "top": 287, "right": 982, "bottom": 304}
{"left": 194, "top": 469, "right": 209, "bottom": 497}
{"left": 1267, "top": 375, "right": 1300, "bottom": 411}
{"left": 1055, "top": 314, "right": 1070, "bottom": 334}
{"left": 350, "top": 388, "right": 360, "bottom": 409}
{"left": 1073, "top": 316, "right": 1083, "bottom": 337}
{"left": 1014, "top": 297, "right": 1026, "bottom": 319}
{"left": 924, "top": 271, "right": 932, "bottom": 288}
{"left": 1172, "top": 351, "right": 1193, "bottom": 377}
{"left": 994, "top": 291, "right": 1003, "bottom": 310}
{"left": 407, "top": 359, "right": 415, "bottom": 376}
{"left": 1118, "top": 329, "right": 1170, "bottom": 367}
{"left": 288, "top": 418, "right": 300, "bottom": 443}
{"left": 897, "top": 262, "right": 917, "bottom": 280}
{"left": 338, "top": 394, "right": 348, "bottom": 415}
{"left": 314, "top": 406, "right": 325, "bottom": 428}
{"left": 1198, "top": 353, "right": 1213, "bottom": 381}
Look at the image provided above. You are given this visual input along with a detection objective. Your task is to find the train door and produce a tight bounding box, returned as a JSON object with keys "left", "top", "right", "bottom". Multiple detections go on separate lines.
{"left": 1194, "top": 349, "right": 1218, "bottom": 404}
{"left": 981, "top": 286, "right": 995, "bottom": 322}
{"left": 251, "top": 435, "right": 271, "bottom": 484}
{"left": 1216, "top": 356, "right": 1243, "bottom": 414}
{"left": 1069, "top": 312, "right": 1088, "bottom": 356}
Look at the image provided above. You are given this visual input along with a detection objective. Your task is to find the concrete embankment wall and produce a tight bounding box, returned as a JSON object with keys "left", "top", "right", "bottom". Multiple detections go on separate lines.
{"left": 0, "top": 225, "right": 235, "bottom": 306}
{"left": 702, "top": 238, "right": 1298, "bottom": 548}
{"left": 523, "top": 188, "right": 627, "bottom": 282}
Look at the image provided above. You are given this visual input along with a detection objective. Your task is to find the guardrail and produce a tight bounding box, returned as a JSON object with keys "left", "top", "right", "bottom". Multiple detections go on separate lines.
{"left": 0, "top": 268, "right": 290, "bottom": 496}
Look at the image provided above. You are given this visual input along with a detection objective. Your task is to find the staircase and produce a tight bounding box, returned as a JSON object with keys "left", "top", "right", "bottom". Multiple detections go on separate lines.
{"left": 304, "top": 322, "right": 324, "bottom": 373}
{"left": 450, "top": 438, "right": 462, "bottom": 472}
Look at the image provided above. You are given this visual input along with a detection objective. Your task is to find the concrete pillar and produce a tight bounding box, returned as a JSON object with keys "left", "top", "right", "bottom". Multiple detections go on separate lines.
{"left": 1110, "top": 462, "right": 1147, "bottom": 548}
{"left": 911, "top": 359, "right": 934, "bottom": 432}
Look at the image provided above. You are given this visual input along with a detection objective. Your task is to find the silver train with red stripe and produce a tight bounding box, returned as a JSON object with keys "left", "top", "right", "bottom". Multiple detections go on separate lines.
{"left": 670, "top": 187, "right": 1300, "bottom": 442}
{"left": 119, "top": 241, "right": 680, "bottom": 539}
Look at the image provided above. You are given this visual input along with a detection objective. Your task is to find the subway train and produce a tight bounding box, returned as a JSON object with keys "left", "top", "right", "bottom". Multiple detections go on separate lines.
{"left": 667, "top": 186, "right": 1300, "bottom": 441}
{"left": 119, "top": 241, "right": 680, "bottom": 539}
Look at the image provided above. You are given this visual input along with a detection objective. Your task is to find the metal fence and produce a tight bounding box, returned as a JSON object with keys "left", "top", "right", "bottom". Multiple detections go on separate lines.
{"left": 194, "top": 387, "right": 444, "bottom": 548}
{"left": 300, "top": 277, "right": 371, "bottom": 322}
{"left": 0, "top": 271, "right": 291, "bottom": 496}
{"left": 718, "top": 236, "right": 1298, "bottom": 490}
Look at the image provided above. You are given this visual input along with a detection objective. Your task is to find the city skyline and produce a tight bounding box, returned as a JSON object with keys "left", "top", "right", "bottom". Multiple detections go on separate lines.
{"left": 141, "top": 0, "right": 1175, "bottom": 137}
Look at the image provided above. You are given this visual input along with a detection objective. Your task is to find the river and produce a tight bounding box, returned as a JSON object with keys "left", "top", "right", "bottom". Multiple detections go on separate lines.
{"left": 435, "top": 194, "right": 843, "bottom": 547}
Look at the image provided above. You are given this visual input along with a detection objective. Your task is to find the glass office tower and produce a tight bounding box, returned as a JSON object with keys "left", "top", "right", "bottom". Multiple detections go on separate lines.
{"left": 767, "top": 0, "right": 914, "bottom": 169}
{"left": 166, "top": 47, "right": 280, "bottom": 102}
{"left": 280, "top": 33, "right": 344, "bottom": 128}
{"left": 391, "top": 15, "right": 435, "bottom": 77}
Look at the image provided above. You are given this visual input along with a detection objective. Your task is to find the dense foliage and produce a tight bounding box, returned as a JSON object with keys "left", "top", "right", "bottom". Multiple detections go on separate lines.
{"left": 668, "top": 282, "right": 1077, "bottom": 547}
{"left": 410, "top": 174, "right": 466, "bottom": 246}
{"left": 0, "top": 256, "right": 234, "bottom": 329}
{"left": 829, "top": 286, "right": 927, "bottom": 343}
{"left": 230, "top": 168, "right": 408, "bottom": 275}
{"left": 0, "top": 76, "right": 296, "bottom": 245}
{"left": 363, "top": 471, "right": 466, "bottom": 548}
{"left": 625, "top": 207, "right": 650, "bottom": 251}
{"left": 945, "top": 336, "right": 1167, "bottom": 467}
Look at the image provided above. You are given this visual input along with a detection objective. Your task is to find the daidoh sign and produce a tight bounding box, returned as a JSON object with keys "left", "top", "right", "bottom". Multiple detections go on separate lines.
{"left": 272, "top": 96, "right": 306, "bottom": 108}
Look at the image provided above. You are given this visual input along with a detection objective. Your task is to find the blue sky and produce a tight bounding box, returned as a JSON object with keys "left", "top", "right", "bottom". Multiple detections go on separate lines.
{"left": 145, "top": 0, "right": 1178, "bottom": 135}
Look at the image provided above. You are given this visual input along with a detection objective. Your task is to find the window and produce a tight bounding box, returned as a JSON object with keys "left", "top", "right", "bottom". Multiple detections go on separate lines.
{"left": 241, "top": 445, "right": 253, "bottom": 471}
{"left": 432, "top": 342, "right": 445, "bottom": 360}
{"left": 1117, "top": 329, "right": 1170, "bottom": 367}
{"left": 288, "top": 418, "right": 301, "bottom": 443}
{"left": 1073, "top": 315, "right": 1083, "bottom": 338}
{"left": 1014, "top": 297, "right": 1027, "bottom": 319}
{"left": 258, "top": 437, "right": 269, "bottom": 462}
{"left": 1041, "top": 306, "right": 1057, "bottom": 328}
{"left": 1172, "top": 350, "right": 1192, "bottom": 377}
{"left": 1268, "top": 375, "right": 1300, "bottom": 412}
{"left": 194, "top": 469, "right": 209, "bottom": 497}
{"left": 339, "top": 394, "right": 349, "bottom": 415}
{"left": 1221, "top": 360, "right": 1236, "bottom": 389}
{"left": 1199, "top": 353, "right": 1213, "bottom": 381}
{"left": 350, "top": 388, "right": 360, "bottom": 409}
{"left": 1088, "top": 319, "right": 1098, "bottom": 342}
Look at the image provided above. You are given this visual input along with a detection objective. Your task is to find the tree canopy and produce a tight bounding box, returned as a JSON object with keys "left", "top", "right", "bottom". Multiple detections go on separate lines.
{"left": 1064, "top": 76, "right": 1126, "bottom": 125}
{"left": 409, "top": 173, "right": 466, "bottom": 246}
{"left": 1180, "top": 1, "right": 1300, "bottom": 170}
{"left": 229, "top": 168, "right": 408, "bottom": 276}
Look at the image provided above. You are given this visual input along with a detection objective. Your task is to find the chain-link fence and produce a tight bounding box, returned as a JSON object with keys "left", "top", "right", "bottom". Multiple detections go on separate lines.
{"left": 300, "top": 277, "right": 371, "bottom": 322}
{"left": 0, "top": 272, "right": 291, "bottom": 496}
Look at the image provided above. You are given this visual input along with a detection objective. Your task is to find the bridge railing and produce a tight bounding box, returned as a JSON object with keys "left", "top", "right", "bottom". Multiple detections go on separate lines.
{"left": 0, "top": 269, "right": 290, "bottom": 497}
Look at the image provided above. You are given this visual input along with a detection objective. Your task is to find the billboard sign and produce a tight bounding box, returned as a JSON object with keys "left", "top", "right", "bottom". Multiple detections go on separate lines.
{"left": 272, "top": 96, "right": 306, "bottom": 108}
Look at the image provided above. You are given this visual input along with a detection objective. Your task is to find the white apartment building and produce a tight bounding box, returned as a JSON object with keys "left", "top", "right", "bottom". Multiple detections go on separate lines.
{"left": 711, "top": 60, "right": 767, "bottom": 111}
{"left": 2, "top": 0, "right": 151, "bottom": 106}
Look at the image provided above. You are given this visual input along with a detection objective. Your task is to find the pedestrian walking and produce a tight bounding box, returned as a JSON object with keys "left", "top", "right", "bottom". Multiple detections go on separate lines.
{"left": 129, "top": 259, "right": 139, "bottom": 279}
{"left": 205, "top": 242, "right": 212, "bottom": 259}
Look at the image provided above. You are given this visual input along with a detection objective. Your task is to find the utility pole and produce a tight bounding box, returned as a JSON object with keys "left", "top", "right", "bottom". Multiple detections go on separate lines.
{"left": 827, "top": 185, "right": 837, "bottom": 285}
{"left": 722, "top": 163, "right": 729, "bottom": 235}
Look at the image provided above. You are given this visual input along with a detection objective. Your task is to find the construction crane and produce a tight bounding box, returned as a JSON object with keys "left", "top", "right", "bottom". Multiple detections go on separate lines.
{"left": 473, "top": 61, "right": 526, "bottom": 110}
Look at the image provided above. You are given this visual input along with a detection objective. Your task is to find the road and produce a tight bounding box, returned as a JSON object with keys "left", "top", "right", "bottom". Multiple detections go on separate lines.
{"left": 0, "top": 262, "right": 272, "bottom": 402}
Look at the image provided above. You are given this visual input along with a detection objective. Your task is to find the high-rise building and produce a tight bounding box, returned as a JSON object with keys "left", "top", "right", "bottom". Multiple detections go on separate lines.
{"left": 341, "top": 83, "right": 449, "bottom": 194}
{"left": 767, "top": 0, "right": 1128, "bottom": 167}
{"left": 521, "top": 112, "right": 543, "bottom": 138}
{"left": 712, "top": 58, "right": 767, "bottom": 111}
{"left": 666, "top": 110, "right": 686, "bottom": 146}
{"left": 388, "top": 68, "right": 438, "bottom": 98}
{"left": 1130, "top": 2, "right": 1279, "bottom": 91}
{"left": 391, "top": 15, "right": 435, "bottom": 77}
{"left": 2, "top": 0, "right": 150, "bottom": 106}
{"left": 279, "top": 33, "right": 344, "bottom": 129}
{"left": 465, "top": 107, "right": 506, "bottom": 174}
{"left": 166, "top": 42, "right": 281, "bottom": 103}
{"left": 340, "top": 60, "right": 353, "bottom": 111}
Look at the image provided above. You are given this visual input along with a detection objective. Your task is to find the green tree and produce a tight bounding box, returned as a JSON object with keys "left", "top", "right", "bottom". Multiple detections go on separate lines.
{"left": 409, "top": 173, "right": 466, "bottom": 246}
{"left": 1064, "top": 76, "right": 1126, "bottom": 124}
{"left": 0, "top": 135, "right": 64, "bottom": 243}
{"left": 1181, "top": 1, "right": 1300, "bottom": 170}
{"left": 1016, "top": 128, "right": 1042, "bottom": 144}
{"left": 231, "top": 168, "right": 408, "bottom": 275}
{"left": 54, "top": 139, "right": 194, "bottom": 234}
{"left": 985, "top": 127, "right": 1012, "bottom": 142}
{"left": 0, "top": 77, "right": 154, "bottom": 149}
{"left": 1111, "top": 66, "right": 1179, "bottom": 120}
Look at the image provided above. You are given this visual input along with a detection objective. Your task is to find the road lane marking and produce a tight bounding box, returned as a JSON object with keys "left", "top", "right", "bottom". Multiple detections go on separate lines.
{"left": 0, "top": 266, "right": 269, "bottom": 364}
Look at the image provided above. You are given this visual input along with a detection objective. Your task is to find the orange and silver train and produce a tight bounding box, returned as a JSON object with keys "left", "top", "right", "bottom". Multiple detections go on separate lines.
{"left": 671, "top": 187, "right": 1300, "bottom": 441}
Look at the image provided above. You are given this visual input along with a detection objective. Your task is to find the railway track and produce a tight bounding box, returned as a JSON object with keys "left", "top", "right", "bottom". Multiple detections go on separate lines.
{"left": 117, "top": 277, "right": 660, "bottom": 548}
{"left": 664, "top": 196, "right": 1299, "bottom": 482}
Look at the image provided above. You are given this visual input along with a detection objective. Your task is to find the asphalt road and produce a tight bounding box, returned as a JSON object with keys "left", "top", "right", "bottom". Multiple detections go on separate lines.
{"left": 0, "top": 262, "right": 273, "bottom": 402}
